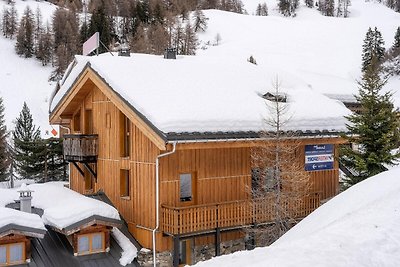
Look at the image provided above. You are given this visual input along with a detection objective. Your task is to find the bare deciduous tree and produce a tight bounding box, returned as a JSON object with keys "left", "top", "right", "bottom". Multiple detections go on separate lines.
{"left": 249, "top": 77, "right": 312, "bottom": 246}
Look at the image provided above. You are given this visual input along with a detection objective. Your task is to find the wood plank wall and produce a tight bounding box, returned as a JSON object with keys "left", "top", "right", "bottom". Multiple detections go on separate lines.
{"left": 67, "top": 81, "right": 341, "bottom": 251}
{"left": 68, "top": 85, "right": 160, "bottom": 248}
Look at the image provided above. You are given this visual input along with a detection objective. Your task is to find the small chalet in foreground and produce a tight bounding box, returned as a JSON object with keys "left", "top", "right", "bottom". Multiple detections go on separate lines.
{"left": 49, "top": 53, "right": 351, "bottom": 266}
{"left": 0, "top": 183, "right": 139, "bottom": 267}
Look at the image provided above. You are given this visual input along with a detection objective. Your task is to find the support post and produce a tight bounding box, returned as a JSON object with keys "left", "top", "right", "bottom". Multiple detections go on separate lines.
{"left": 215, "top": 228, "right": 221, "bottom": 256}
{"left": 173, "top": 235, "right": 180, "bottom": 267}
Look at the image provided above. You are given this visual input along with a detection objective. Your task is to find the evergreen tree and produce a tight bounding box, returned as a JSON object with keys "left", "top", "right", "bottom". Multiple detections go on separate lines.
{"left": 182, "top": 22, "right": 197, "bottom": 55}
{"left": 278, "top": 0, "right": 299, "bottom": 16}
{"left": 393, "top": 26, "right": 400, "bottom": 53}
{"left": 2, "top": 5, "right": 18, "bottom": 39}
{"left": 44, "top": 138, "right": 67, "bottom": 181}
{"left": 340, "top": 64, "right": 400, "bottom": 186}
{"left": 305, "top": 0, "right": 314, "bottom": 8}
{"left": 13, "top": 102, "right": 45, "bottom": 180}
{"left": 36, "top": 22, "right": 53, "bottom": 66}
{"left": 88, "top": 4, "right": 112, "bottom": 53}
{"left": 51, "top": 8, "right": 79, "bottom": 80}
{"left": 361, "top": 27, "right": 385, "bottom": 73}
{"left": 15, "top": 6, "right": 35, "bottom": 58}
{"left": 0, "top": 97, "right": 9, "bottom": 182}
{"left": 193, "top": 9, "right": 208, "bottom": 32}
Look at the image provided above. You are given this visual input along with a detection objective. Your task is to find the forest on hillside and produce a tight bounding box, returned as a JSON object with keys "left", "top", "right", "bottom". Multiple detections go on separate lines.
{"left": 1, "top": 0, "right": 400, "bottom": 81}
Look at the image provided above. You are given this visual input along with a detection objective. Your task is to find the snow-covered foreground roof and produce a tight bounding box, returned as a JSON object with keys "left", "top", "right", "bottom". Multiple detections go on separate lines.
{"left": 28, "top": 183, "right": 121, "bottom": 229}
{"left": 0, "top": 183, "right": 120, "bottom": 230}
{"left": 51, "top": 53, "right": 350, "bottom": 134}
{"left": 194, "top": 166, "right": 400, "bottom": 267}
{"left": 0, "top": 207, "right": 45, "bottom": 232}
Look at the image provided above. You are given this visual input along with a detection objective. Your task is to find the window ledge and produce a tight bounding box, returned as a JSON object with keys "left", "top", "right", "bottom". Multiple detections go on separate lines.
{"left": 120, "top": 196, "right": 131, "bottom": 201}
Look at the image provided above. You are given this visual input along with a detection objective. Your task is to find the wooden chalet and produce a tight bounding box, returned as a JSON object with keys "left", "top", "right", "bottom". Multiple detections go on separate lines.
{"left": 49, "top": 54, "right": 349, "bottom": 266}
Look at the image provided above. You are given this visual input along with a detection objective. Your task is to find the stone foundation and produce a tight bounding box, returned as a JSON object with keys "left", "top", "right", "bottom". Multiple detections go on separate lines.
{"left": 137, "top": 238, "right": 247, "bottom": 267}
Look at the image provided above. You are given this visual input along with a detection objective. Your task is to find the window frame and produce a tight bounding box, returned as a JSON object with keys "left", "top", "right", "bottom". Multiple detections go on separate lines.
{"left": 119, "top": 111, "right": 131, "bottom": 158}
{"left": 120, "top": 169, "right": 130, "bottom": 198}
{"left": 179, "top": 173, "right": 193, "bottom": 202}
{"left": 0, "top": 242, "right": 26, "bottom": 266}
{"left": 76, "top": 232, "right": 106, "bottom": 256}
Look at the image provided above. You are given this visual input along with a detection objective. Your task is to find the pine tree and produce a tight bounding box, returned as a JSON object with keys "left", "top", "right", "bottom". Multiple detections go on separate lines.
{"left": 36, "top": 22, "right": 53, "bottom": 66}
{"left": 51, "top": 8, "right": 79, "bottom": 80}
{"left": 361, "top": 27, "right": 385, "bottom": 73}
{"left": 0, "top": 97, "right": 10, "bottom": 182}
{"left": 340, "top": 64, "right": 400, "bottom": 186}
{"left": 88, "top": 4, "right": 112, "bottom": 53}
{"left": 393, "top": 26, "right": 400, "bottom": 53}
{"left": 44, "top": 138, "right": 67, "bottom": 181}
{"left": 13, "top": 102, "right": 45, "bottom": 180}
{"left": 193, "top": 9, "right": 208, "bottom": 32}
{"left": 15, "top": 6, "right": 35, "bottom": 58}
{"left": 305, "top": 0, "right": 314, "bottom": 8}
{"left": 182, "top": 22, "right": 197, "bottom": 55}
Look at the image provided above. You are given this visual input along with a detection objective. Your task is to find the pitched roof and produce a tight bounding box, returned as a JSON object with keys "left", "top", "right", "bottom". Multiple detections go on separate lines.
{"left": 50, "top": 54, "right": 351, "bottom": 137}
{"left": 0, "top": 207, "right": 46, "bottom": 238}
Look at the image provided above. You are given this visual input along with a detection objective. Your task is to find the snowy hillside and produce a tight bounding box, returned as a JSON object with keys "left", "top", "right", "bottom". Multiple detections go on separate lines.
{"left": 1, "top": 0, "right": 400, "bottom": 136}
{"left": 0, "top": 0, "right": 57, "bottom": 136}
{"left": 194, "top": 166, "right": 400, "bottom": 267}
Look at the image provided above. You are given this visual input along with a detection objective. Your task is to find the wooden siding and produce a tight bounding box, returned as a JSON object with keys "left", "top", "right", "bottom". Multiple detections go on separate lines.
{"left": 68, "top": 85, "right": 160, "bottom": 249}
{"left": 62, "top": 72, "right": 342, "bottom": 252}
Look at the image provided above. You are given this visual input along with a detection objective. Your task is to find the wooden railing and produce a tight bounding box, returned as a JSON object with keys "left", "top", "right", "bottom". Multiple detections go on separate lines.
{"left": 63, "top": 134, "right": 98, "bottom": 162}
{"left": 161, "top": 193, "right": 320, "bottom": 235}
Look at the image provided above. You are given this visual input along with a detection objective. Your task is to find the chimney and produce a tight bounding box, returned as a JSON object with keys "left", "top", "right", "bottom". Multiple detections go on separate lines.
{"left": 18, "top": 184, "right": 33, "bottom": 213}
{"left": 164, "top": 48, "right": 176, "bottom": 59}
{"left": 118, "top": 43, "right": 131, "bottom": 57}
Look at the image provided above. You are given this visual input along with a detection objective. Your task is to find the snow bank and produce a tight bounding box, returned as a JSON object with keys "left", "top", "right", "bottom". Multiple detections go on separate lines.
{"left": 112, "top": 227, "right": 138, "bottom": 266}
{"left": 0, "top": 207, "right": 45, "bottom": 231}
{"left": 194, "top": 166, "right": 400, "bottom": 267}
{"left": 26, "top": 183, "right": 120, "bottom": 229}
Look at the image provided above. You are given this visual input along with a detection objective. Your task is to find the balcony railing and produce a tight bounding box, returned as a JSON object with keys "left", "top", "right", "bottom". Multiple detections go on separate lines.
{"left": 63, "top": 134, "right": 98, "bottom": 163}
{"left": 161, "top": 193, "right": 320, "bottom": 236}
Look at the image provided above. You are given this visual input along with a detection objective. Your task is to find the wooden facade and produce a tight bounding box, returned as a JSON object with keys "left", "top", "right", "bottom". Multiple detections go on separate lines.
{"left": 50, "top": 67, "right": 344, "bottom": 263}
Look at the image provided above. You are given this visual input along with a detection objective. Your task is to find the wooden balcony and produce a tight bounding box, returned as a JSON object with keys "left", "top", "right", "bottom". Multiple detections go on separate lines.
{"left": 161, "top": 194, "right": 320, "bottom": 236}
{"left": 63, "top": 134, "right": 98, "bottom": 163}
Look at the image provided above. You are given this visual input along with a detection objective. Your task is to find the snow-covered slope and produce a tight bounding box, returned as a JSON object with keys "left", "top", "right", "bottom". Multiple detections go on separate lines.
{"left": 1, "top": 0, "right": 400, "bottom": 135}
{"left": 194, "top": 166, "right": 400, "bottom": 267}
{"left": 198, "top": 0, "right": 400, "bottom": 104}
{"left": 0, "top": 0, "right": 57, "bottom": 135}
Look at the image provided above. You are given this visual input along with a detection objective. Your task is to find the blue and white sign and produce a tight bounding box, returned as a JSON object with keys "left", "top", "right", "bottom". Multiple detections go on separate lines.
{"left": 305, "top": 144, "right": 334, "bottom": 171}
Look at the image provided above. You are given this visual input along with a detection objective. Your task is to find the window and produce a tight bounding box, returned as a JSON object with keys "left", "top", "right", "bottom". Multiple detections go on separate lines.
{"left": 180, "top": 174, "right": 192, "bottom": 202}
{"left": 73, "top": 110, "right": 81, "bottom": 132}
{"left": 120, "top": 169, "right": 130, "bottom": 198}
{"left": 77, "top": 232, "right": 105, "bottom": 255}
{"left": 0, "top": 243, "right": 25, "bottom": 266}
{"left": 119, "top": 112, "right": 130, "bottom": 157}
{"left": 251, "top": 167, "right": 276, "bottom": 195}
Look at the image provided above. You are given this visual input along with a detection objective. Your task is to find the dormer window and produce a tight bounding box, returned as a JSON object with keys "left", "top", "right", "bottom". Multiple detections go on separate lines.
{"left": 0, "top": 242, "right": 25, "bottom": 266}
{"left": 76, "top": 232, "right": 106, "bottom": 255}
{"left": 262, "top": 92, "right": 287, "bottom": 102}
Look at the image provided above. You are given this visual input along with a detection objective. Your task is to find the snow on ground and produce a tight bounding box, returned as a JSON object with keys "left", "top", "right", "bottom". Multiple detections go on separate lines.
{"left": 198, "top": 0, "right": 400, "bottom": 105}
{"left": 194, "top": 166, "right": 400, "bottom": 267}
{"left": 0, "top": 178, "right": 35, "bottom": 189}
{"left": 0, "top": 0, "right": 57, "bottom": 136}
{"left": 112, "top": 227, "right": 138, "bottom": 266}
{"left": 0, "top": 206, "right": 45, "bottom": 230}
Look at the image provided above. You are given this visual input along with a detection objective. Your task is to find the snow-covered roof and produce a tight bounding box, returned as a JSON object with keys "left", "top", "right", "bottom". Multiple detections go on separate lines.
{"left": 0, "top": 207, "right": 46, "bottom": 237}
{"left": 0, "top": 183, "right": 120, "bottom": 231}
{"left": 51, "top": 53, "right": 351, "bottom": 135}
{"left": 27, "top": 183, "right": 120, "bottom": 230}
{"left": 194, "top": 166, "right": 400, "bottom": 267}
